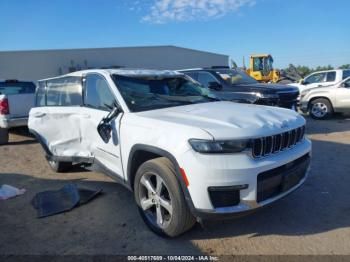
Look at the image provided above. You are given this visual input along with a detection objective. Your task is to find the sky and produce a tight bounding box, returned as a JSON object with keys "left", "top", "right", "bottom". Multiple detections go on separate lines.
{"left": 0, "top": 0, "right": 349, "bottom": 68}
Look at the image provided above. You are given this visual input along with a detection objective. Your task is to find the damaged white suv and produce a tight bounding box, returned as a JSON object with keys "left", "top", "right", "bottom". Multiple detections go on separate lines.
{"left": 29, "top": 69, "right": 311, "bottom": 237}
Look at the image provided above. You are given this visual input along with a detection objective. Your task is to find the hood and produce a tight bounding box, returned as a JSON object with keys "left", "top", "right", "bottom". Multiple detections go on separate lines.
{"left": 233, "top": 83, "right": 299, "bottom": 93}
{"left": 294, "top": 83, "right": 337, "bottom": 93}
{"left": 137, "top": 101, "right": 305, "bottom": 140}
{"left": 303, "top": 85, "right": 335, "bottom": 94}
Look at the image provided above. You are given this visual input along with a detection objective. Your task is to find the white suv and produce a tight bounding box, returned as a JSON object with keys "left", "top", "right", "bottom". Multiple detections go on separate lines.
{"left": 28, "top": 69, "right": 311, "bottom": 237}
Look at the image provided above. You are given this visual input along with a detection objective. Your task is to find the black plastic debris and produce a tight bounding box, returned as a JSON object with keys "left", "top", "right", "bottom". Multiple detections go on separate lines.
{"left": 31, "top": 184, "right": 102, "bottom": 218}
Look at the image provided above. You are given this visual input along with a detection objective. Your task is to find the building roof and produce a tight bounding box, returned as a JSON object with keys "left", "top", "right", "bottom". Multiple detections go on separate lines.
{"left": 0, "top": 45, "right": 227, "bottom": 57}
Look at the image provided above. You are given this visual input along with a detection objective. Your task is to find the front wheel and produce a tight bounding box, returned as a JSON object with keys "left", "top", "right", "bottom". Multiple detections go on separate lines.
{"left": 134, "top": 157, "right": 195, "bottom": 237}
{"left": 309, "top": 98, "right": 333, "bottom": 120}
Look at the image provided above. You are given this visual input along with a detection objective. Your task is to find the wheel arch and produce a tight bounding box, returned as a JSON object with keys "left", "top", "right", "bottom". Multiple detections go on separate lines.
{"left": 308, "top": 96, "right": 334, "bottom": 110}
{"left": 127, "top": 144, "right": 197, "bottom": 214}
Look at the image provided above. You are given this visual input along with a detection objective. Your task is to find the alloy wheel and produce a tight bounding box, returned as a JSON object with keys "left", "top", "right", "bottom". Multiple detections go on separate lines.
{"left": 138, "top": 172, "right": 173, "bottom": 229}
{"left": 311, "top": 102, "right": 328, "bottom": 118}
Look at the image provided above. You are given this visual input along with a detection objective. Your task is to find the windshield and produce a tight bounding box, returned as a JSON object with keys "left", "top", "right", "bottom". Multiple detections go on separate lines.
{"left": 112, "top": 75, "right": 218, "bottom": 112}
{"left": 215, "top": 69, "right": 258, "bottom": 85}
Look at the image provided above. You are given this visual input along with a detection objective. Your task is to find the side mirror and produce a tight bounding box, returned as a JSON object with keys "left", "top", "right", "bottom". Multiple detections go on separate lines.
{"left": 208, "top": 82, "right": 223, "bottom": 91}
{"left": 299, "top": 79, "right": 305, "bottom": 85}
{"left": 97, "top": 104, "right": 122, "bottom": 143}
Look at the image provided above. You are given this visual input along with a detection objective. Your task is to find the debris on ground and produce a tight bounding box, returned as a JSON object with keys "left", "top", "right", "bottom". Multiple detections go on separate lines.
{"left": 0, "top": 184, "right": 26, "bottom": 200}
{"left": 31, "top": 183, "right": 102, "bottom": 218}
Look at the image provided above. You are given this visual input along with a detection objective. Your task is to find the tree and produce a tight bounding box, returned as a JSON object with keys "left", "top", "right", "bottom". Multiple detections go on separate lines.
{"left": 282, "top": 63, "right": 350, "bottom": 79}
{"left": 315, "top": 65, "right": 334, "bottom": 71}
{"left": 339, "top": 64, "right": 350, "bottom": 69}
{"left": 294, "top": 65, "right": 312, "bottom": 77}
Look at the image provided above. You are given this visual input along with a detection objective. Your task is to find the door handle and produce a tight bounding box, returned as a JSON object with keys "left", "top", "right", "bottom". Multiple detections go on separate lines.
{"left": 33, "top": 112, "right": 46, "bottom": 118}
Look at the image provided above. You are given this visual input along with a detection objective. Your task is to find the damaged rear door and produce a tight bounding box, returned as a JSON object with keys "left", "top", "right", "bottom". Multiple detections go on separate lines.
{"left": 29, "top": 77, "right": 91, "bottom": 159}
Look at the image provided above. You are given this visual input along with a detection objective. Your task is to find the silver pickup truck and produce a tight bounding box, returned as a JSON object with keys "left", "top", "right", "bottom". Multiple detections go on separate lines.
{"left": 0, "top": 80, "right": 36, "bottom": 144}
{"left": 300, "top": 77, "right": 350, "bottom": 119}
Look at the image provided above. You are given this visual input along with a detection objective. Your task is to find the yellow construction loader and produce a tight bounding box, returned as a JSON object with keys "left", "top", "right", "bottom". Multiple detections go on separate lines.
{"left": 243, "top": 54, "right": 300, "bottom": 84}
{"left": 244, "top": 54, "right": 280, "bottom": 83}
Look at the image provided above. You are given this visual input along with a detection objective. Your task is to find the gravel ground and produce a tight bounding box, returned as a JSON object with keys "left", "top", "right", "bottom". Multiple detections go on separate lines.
{"left": 0, "top": 114, "right": 350, "bottom": 256}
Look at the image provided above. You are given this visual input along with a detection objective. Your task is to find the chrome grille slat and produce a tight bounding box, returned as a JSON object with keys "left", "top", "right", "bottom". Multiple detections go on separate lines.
{"left": 278, "top": 134, "right": 283, "bottom": 151}
{"left": 252, "top": 125, "right": 306, "bottom": 158}
{"left": 287, "top": 131, "right": 291, "bottom": 148}
{"left": 282, "top": 132, "right": 288, "bottom": 149}
{"left": 291, "top": 129, "right": 297, "bottom": 146}
{"left": 296, "top": 127, "right": 301, "bottom": 142}
{"left": 270, "top": 136, "right": 274, "bottom": 154}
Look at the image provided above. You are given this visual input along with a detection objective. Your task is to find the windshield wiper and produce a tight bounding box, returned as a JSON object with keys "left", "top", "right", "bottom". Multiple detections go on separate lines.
{"left": 152, "top": 94, "right": 194, "bottom": 104}
{"left": 154, "top": 94, "right": 220, "bottom": 103}
{"left": 201, "top": 94, "right": 220, "bottom": 101}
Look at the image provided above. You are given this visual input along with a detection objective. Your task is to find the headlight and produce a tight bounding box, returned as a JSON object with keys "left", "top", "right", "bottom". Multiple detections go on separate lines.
{"left": 254, "top": 92, "right": 279, "bottom": 99}
{"left": 300, "top": 90, "right": 310, "bottom": 98}
{"left": 189, "top": 139, "right": 251, "bottom": 154}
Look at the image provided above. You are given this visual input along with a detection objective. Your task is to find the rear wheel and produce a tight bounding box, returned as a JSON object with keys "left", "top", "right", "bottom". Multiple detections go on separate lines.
{"left": 0, "top": 128, "right": 9, "bottom": 145}
{"left": 48, "top": 159, "right": 72, "bottom": 173}
{"left": 134, "top": 157, "right": 195, "bottom": 237}
{"left": 309, "top": 98, "right": 333, "bottom": 120}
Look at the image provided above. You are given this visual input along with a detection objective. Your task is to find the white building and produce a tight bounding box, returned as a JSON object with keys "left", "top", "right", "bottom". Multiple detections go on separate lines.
{"left": 0, "top": 45, "right": 229, "bottom": 81}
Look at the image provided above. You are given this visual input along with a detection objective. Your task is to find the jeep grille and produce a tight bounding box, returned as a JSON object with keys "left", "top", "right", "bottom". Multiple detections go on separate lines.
{"left": 252, "top": 126, "right": 306, "bottom": 158}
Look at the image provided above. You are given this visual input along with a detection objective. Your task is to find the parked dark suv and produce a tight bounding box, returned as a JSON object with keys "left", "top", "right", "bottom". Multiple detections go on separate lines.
{"left": 180, "top": 67, "right": 299, "bottom": 109}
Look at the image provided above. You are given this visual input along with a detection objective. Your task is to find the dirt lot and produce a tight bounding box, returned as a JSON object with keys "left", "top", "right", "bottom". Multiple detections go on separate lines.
{"left": 1, "top": 114, "right": 350, "bottom": 256}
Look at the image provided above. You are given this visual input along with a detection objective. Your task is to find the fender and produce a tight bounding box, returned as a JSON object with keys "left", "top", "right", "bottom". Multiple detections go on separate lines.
{"left": 307, "top": 95, "right": 334, "bottom": 109}
{"left": 127, "top": 144, "right": 197, "bottom": 215}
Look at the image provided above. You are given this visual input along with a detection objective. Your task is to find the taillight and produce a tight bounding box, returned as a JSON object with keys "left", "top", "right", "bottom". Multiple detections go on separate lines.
{"left": 0, "top": 98, "right": 9, "bottom": 115}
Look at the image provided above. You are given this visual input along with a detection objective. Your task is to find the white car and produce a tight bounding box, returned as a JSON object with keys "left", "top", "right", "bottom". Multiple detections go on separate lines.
{"left": 300, "top": 77, "right": 350, "bottom": 119}
{"left": 28, "top": 69, "right": 311, "bottom": 237}
{"left": 290, "top": 69, "right": 350, "bottom": 94}
{"left": 0, "top": 80, "right": 36, "bottom": 144}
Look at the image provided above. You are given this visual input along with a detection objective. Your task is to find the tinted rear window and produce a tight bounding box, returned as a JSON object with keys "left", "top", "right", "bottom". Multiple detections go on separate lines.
{"left": 0, "top": 81, "right": 36, "bottom": 95}
{"left": 343, "top": 70, "right": 350, "bottom": 80}
{"left": 326, "top": 71, "right": 336, "bottom": 82}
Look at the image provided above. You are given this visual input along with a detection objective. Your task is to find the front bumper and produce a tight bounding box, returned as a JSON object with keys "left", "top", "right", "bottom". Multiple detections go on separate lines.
{"left": 0, "top": 116, "right": 28, "bottom": 129}
{"left": 179, "top": 138, "right": 311, "bottom": 220}
{"left": 299, "top": 100, "right": 309, "bottom": 113}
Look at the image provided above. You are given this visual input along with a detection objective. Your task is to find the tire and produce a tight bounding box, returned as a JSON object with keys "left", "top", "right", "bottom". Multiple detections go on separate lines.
{"left": 309, "top": 98, "right": 333, "bottom": 120}
{"left": 48, "top": 159, "right": 72, "bottom": 173}
{"left": 134, "top": 157, "right": 196, "bottom": 237}
{"left": 0, "top": 128, "right": 9, "bottom": 145}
